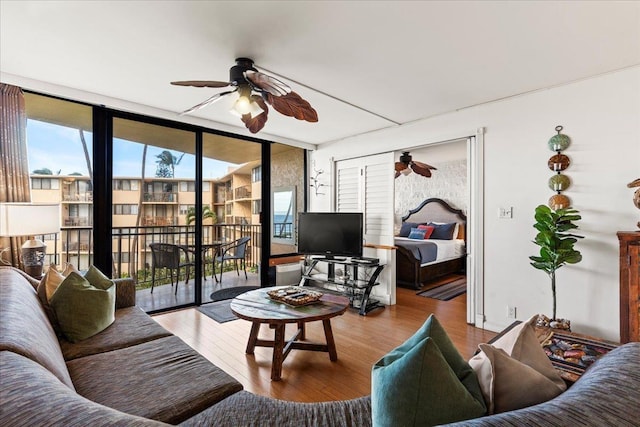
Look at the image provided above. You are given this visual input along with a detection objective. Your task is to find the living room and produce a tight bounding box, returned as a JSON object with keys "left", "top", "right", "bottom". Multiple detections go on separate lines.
{"left": 1, "top": 2, "right": 639, "bottom": 426}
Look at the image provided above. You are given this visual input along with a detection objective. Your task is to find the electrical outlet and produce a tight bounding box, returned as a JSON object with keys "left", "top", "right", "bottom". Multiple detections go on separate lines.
{"left": 507, "top": 306, "right": 517, "bottom": 319}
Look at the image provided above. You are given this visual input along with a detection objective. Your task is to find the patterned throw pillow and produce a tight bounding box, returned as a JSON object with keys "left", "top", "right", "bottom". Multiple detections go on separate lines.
{"left": 408, "top": 227, "right": 427, "bottom": 240}
{"left": 417, "top": 224, "right": 435, "bottom": 239}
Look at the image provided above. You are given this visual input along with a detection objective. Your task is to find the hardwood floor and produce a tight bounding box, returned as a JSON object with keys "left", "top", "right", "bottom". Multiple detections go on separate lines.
{"left": 152, "top": 276, "right": 496, "bottom": 403}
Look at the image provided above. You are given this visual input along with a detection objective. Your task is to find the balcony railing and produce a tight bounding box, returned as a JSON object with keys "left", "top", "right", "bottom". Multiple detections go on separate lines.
{"left": 235, "top": 185, "right": 251, "bottom": 199}
{"left": 142, "top": 216, "right": 177, "bottom": 226}
{"left": 143, "top": 192, "right": 178, "bottom": 203}
{"left": 62, "top": 192, "right": 93, "bottom": 202}
{"left": 64, "top": 217, "right": 92, "bottom": 227}
{"left": 45, "top": 224, "right": 261, "bottom": 289}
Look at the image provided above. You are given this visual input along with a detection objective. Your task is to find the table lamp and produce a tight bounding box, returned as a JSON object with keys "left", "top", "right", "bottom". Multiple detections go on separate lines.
{"left": 0, "top": 203, "right": 60, "bottom": 278}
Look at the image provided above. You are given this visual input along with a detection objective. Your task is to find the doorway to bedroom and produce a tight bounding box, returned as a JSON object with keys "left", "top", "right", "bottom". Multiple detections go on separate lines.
{"left": 394, "top": 138, "right": 470, "bottom": 319}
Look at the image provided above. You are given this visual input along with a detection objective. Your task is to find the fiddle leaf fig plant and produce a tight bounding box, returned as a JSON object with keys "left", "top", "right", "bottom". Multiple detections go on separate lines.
{"left": 529, "top": 204, "right": 583, "bottom": 321}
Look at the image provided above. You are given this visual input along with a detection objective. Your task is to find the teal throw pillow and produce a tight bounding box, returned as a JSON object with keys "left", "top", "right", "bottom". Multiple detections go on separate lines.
{"left": 50, "top": 271, "right": 116, "bottom": 343}
{"left": 372, "top": 315, "right": 486, "bottom": 427}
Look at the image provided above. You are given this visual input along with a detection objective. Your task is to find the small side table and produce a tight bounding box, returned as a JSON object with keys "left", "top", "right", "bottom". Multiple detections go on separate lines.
{"left": 230, "top": 287, "right": 349, "bottom": 381}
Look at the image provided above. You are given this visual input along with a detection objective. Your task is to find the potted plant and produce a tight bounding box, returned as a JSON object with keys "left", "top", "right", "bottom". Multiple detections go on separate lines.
{"left": 529, "top": 204, "right": 583, "bottom": 329}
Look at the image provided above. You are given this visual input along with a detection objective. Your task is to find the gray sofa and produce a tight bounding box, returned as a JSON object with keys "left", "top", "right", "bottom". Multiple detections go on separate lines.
{"left": 1, "top": 266, "right": 639, "bottom": 426}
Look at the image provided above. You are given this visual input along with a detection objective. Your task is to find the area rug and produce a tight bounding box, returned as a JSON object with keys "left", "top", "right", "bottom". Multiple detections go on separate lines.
{"left": 209, "top": 285, "right": 259, "bottom": 301}
{"left": 417, "top": 278, "right": 467, "bottom": 301}
{"left": 197, "top": 300, "right": 238, "bottom": 323}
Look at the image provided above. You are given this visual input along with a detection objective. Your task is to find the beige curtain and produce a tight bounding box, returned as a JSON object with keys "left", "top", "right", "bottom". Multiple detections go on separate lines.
{"left": 0, "top": 83, "right": 31, "bottom": 267}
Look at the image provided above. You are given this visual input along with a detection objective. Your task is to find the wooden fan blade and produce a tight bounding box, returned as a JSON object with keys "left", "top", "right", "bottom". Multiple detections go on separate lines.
{"left": 171, "top": 80, "right": 231, "bottom": 88}
{"left": 266, "top": 92, "right": 318, "bottom": 122}
{"left": 179, "top": 89, "right": 236, "bottom": 115}
{"left": 241, "top": 95, "right": 269, "bottom": 134}
{"left": 244, "top": 71, "right": 290, "bottom": 96}
{"left": 395, "top": 162, "right": 409, "bottom": 173}
{"left": 394, "top": 171, "right": 401, "bottom": 179}
{"left": 410, "top": 162, "right": 433, "bottom": 177}
{"left": 412, "top": 160, "right": 437, "bottom": 171}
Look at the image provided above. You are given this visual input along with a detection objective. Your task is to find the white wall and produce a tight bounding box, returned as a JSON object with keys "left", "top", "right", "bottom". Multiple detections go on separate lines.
{"left": 310, "top": 67, "right": 640, "bottom": 341}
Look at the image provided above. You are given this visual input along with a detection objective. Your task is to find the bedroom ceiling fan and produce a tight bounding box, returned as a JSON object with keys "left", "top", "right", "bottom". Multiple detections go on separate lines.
{"left": 395, "top": 151, "right": 437, "bottom": 178}
{"left": 171, "top": 57, "right": 318, "bottom": 134}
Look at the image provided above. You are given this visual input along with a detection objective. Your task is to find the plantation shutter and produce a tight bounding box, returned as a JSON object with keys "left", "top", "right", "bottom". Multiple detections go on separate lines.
{"left": 335, "top": 152, "right": 394, "bottom": 246}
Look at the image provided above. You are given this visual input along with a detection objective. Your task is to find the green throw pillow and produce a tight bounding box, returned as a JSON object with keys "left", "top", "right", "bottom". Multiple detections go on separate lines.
{"left": 50, "top": 271, "right": 115, "bottom": 343}
{"left": 372, "top": 315, "right": 486, "bottom": 427}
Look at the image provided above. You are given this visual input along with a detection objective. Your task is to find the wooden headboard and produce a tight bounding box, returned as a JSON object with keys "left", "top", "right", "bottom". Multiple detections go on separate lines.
{"left": 401, "top": 198, "right": 467, "bottom": 240}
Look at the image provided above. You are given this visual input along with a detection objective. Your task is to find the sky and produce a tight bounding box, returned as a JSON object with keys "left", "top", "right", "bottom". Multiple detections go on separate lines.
{"left": 26, "top": 119, "right": 237, "bottom": 179}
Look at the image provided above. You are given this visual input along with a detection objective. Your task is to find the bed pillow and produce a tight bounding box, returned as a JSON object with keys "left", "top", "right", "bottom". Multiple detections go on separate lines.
{"left": 408, "top": 228, "right": 427, "bottom": 240}
{"left": 372, "top": 315, "right": 486, "bottom": 426}
{"left": 399, "top": 222, "right": 419, "bottom": 237}
{"left": 428, "top": 222, "right": 457, "bottom": 240}
{"left": 417, "top": 224, "right": 435, "bottom": 239}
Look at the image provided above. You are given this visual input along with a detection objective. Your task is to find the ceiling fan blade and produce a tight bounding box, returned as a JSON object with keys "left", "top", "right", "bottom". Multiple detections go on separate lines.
{"left": 410, "top": 162, "right": 434, "bottom": 177}
{"left": 394, "top": 161, "right": 409, "bottom": 173}
{"left": 266, "top": 92, "right": 318, "bottom": 122}
{"left": 412, "top": 160, "right": 437, "bottom": 171}
{"left": 241, "top": 95, "right": 269, "bottom": 134}
{"left": 244, "top": 70, "right": 290, "bottom": 96}
{"left": 171, "top": 80, "right": 231, "bottom": 88}
{"left": 179, "top": 89, "right": 236, "bottom": 115}
{"left": 394, "top": 171, "right": 401, "bottom": 179}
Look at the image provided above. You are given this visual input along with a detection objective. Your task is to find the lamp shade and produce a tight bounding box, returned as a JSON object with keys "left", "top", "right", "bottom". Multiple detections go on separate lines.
{"left": 0, "top": 203, "right": 61, "bottom": 237}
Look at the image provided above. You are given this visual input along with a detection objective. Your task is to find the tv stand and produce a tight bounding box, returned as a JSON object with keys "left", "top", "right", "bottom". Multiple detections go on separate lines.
{"left": 299, "top": 256, "right": 385, "bottom": 315}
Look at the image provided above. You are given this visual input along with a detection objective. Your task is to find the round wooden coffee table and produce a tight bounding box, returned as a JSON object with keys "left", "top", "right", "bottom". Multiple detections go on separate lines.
{"left": 230, "top": 286, "right": 349, "bottom": 381}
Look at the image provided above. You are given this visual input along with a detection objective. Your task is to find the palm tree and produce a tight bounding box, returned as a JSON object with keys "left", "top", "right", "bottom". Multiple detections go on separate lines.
{"left": 186, "top": 205, "right": 216, "bottom": 225}
{"left": 155, "top": 150, "right": 185, "bottom": 178}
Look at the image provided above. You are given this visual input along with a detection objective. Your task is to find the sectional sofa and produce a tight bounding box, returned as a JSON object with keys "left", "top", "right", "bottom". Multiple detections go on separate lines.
{"left": 1, "top": 265, "right": 639, "bottom": 426}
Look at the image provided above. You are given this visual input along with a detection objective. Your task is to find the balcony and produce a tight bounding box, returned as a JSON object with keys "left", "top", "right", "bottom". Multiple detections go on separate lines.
{"left": 143, "top": 192, "right": 178, "bottom": 203}
{"left": 142, "top": 216, "right": 177, "bottom": 226}
{"left": 44, "top": 223, "right": 262, "bottom": 312}
{"left": 62, "top": 192, "right": 93, "bottom": 202}
{"left": 64, "top": 217, "right": 92, "bottom": 227}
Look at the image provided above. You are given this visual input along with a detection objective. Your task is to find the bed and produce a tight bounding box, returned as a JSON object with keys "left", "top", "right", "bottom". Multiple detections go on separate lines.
{"left": 395, "top": 198, "right": 467, "bottom": 289}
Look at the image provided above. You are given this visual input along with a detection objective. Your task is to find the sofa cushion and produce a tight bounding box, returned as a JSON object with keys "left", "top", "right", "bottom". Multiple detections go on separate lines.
{"left": 183, "top": 390, "right": 372, "bottom": 427}
{"left": 50, "top": 271, "right": 116, "bottom": 343}
{"left": 0, "top": 351, "right": 167, "bottom": 427}
{"left": 60, "top": 306, "right": 173, "bottom": 361}
{"left": 67, "top": 335, "right": 243, "bottom": 424}
{"left": 371, "top": 315, "right": 486, "bottom": 426}
{"left": 0, "top": 267, "right": 75, "bottom": 389}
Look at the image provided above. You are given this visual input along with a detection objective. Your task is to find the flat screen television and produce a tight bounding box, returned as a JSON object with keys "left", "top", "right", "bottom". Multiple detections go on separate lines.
{"left": 298, "top": 212, "right": 363, "bottom": 259}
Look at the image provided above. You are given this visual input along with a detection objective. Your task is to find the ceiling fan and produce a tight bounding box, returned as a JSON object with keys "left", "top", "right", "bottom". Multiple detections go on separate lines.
{"left": 171, "top": 57, "right": 318, "bottom": 134}
{"left": 394, "top": 151, "right": 437, "bottom": 178}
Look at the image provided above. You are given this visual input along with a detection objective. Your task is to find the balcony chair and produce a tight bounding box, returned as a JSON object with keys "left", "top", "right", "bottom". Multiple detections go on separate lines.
{"left": 149, "top": 243, "right": 195, "bottom": 295}
{"left": 214, "top": 236, "right": 250, "bottom": 282}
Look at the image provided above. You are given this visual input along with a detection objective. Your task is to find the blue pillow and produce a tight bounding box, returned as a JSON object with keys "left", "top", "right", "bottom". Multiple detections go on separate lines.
{"left": 399, "top": 222, "right": 418, "bottom": 237}
{"left": 408, "top": 228, "right": 427, "bottom": 240}
{"left": 429, "top": 222, "right": 457, "bottom": 240}
{"left": 371, "top": 315, "right": 487, "bottom": 426}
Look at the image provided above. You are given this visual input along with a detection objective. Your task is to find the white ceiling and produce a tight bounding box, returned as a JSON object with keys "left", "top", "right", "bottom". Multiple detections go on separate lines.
{"left": 1, "top": 1, "right": 639, "bottom": 147}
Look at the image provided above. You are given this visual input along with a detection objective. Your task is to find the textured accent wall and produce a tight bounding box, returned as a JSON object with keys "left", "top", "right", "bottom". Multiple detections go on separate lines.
{"left": 395, "top": 158, "right": 467, "bottom": 216}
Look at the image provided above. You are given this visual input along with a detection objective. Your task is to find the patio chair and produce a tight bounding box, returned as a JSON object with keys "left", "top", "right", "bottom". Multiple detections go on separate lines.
{"left": 149, "top": 243, "right": 195, "bottom": 295}
{"left": 214, "top": 236, "right": 250, "bottom": 282}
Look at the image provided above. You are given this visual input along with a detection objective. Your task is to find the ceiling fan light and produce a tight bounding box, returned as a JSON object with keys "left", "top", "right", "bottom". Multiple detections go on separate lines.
{"left": 401, "top": 168, "right": 412, "bottom": 176}
{"left": 230, "top": 95, "right": 264, "bottom": 118}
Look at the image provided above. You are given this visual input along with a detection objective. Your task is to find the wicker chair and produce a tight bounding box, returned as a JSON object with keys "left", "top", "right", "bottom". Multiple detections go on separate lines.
{"left": 149, "top": 243, "right": 194, "bottom": 295}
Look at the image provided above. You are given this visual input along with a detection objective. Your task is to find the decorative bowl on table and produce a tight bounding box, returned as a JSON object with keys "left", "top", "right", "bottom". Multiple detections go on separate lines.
{"left": 267, "top": 286, "right": 323, "bottom": 306}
